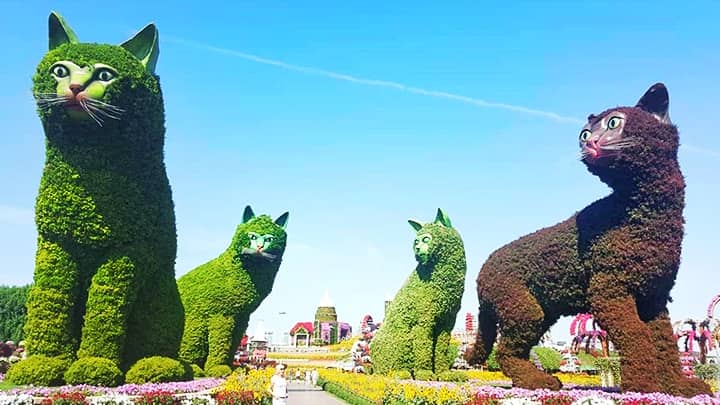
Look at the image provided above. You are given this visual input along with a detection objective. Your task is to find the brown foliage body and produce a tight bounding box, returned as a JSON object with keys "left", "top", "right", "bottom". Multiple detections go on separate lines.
{"left": 473, "top": 84, "right": 710, "bottom": 396}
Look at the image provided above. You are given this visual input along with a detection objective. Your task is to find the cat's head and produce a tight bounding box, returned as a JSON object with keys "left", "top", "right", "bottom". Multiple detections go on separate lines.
{"left": 33, "top": 12, "right": 160, "bottom": 127}
{"left": 232, "top": 206, "right": 289, "bottom": 263}
{"left": 408, "top": 208, "right": 456, "bottom": 266}
{"left": 579, "top": 83, "right": 679, "bottom": 188}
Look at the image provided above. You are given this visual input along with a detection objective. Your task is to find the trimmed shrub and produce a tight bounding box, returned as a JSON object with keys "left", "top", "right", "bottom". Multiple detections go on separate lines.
{"left": 125, "top": 356, "right": 189, "bottom": 384}
{"left": 178, "top": 207, "right": 288, "bottom": 370}
{"left": 413, "top": 370, "right": 436, "bottom": 381}
{"left": 191, "top": 363, "right": 206, "bottom": 378}
{"left": 205, "top": 364, "right": 232, "bottom": 378}
{"left": 472, "top": 84, "right": 711, "bottom": 396}
{"left": 64, "top": 356, "right": 123, "bottom": 386}
{"left": 389, "top": 370, "right": 411, "bottom": 380}
{"left": 437, "top": 370, "right": 468, "bottom": 382}
{"left": 695, "top": 363, "right": 719, "bottom": 381}
{"left": 24, "top": 12, "right": 184, "bottom": 374}
{"left": 6, "top": 355, "right": 69, "bottom": 386}
{"left": 532, "top": 347, "right": 562, "bottom": 373}
{"left": 0, "top": 285, "right": 30, "bottom": 342}
{"left": 371, "top": 209, "right": 466, "bottom": 375}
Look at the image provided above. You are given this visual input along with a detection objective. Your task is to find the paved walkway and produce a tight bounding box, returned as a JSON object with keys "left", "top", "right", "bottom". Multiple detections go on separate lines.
{"left": 286, "top": 381, "right": 347, "bottom": 404}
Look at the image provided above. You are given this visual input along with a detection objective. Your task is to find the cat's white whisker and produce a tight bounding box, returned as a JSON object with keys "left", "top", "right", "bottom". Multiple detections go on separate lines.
{"left": 85, "top": 102, "right": 122, "bottom": 120}
{"left": 84, "top": 98, "right": 125, "bottom": 113}
{"left": 80, "top": 99, "right": 104, "bottom": 127}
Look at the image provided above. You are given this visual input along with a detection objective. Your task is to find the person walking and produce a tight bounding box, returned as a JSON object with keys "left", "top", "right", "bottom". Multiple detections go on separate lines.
{"left": 268, "top": 364, "right": 289, "bottom": 405}
{"left": 311, "top": 368, "right": 319, "bottom": 386}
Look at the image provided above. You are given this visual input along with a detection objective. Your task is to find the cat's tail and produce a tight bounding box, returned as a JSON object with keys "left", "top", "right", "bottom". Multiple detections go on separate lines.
{"left": 468, "top": 302, "right": 497, "bottom": 366}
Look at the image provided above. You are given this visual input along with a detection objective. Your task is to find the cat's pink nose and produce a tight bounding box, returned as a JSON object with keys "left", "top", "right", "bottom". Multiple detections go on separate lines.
{"left": 69, "top": 84, "right": 83, "bottom": 95}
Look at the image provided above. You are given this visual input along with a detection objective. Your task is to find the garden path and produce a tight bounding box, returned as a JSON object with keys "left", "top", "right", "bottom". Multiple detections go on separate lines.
{"left": 287, "top": 381, "right": 346, "bottom": 404}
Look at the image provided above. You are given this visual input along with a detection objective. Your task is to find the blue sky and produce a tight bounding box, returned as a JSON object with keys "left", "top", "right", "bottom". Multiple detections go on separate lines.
{"left": 1, "top": 1, "right": 719, "bottom": 346}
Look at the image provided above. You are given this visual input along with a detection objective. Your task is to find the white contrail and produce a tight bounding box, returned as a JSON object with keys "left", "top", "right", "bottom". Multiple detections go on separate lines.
{"left": 163, "top": 36, "right": 584, "bottom": 125}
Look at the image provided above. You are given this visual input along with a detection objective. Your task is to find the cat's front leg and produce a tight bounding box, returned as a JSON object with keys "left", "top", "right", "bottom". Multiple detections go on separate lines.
{"left": 588, "top": 273, "right": 663, "bottom": 393}
{"left": 77, "top": 256, "right": 138, "bottom": 363}
{"left": 24, "top": 239, "right": 82, "bottom": 359}
{"left": 206, "top": 314, "right": 235, "bottom": 369}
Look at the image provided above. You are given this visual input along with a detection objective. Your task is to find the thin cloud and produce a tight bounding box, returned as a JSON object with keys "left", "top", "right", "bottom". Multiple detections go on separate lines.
{"left": 0, "top": 205, "right": 34, "bottom": 225}
{"left": 164, "top": 36, "right": 584, "bottom": 125}
{"left": 681, "top": 143, "right": 720, "bottom": 160}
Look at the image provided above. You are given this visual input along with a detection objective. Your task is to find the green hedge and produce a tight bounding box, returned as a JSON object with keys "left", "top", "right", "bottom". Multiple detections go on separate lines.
{"left": 319, "top": 379, "right": 376, "bottom": 405}
{"left": 64, "top": 356, "right": 123, "bottom": 386}
{"left": 0, "top": 285, "right": 30, "bottom": 342}
{"left": 24, "top": 13, "right": 183, "bottom": 379}
{"left": 125, "top": 356, "right": 190, "bottom": 384}
{"left": 205, "top": 364, "right": 232, "bottom": 378}
{"left": 532, "top": 347, "right": 562, "bottom": 373}
{"left": 371, "top": 209, "right": 466, "bottom": 375}
{"left": 178, "top": 207, "right": 288, "bottom": 369}
{"left": 6, "top": 355, "right": 69, "bottom": 386}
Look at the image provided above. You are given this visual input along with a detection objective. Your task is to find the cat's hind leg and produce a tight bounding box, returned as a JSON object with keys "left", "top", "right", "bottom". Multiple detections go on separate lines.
{"left": 493, "top": 279, "right": 561, "bottom": 390}
{"left": 641, "top": 304, "right": 711, "bottom": 396}
{"left": 589, "top": 273, "right": 663, "bottom": 393}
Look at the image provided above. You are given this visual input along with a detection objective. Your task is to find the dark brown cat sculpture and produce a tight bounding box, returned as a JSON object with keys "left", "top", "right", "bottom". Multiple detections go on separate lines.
{"left": 472, "top": 83, "right": 711, "bottom": 397}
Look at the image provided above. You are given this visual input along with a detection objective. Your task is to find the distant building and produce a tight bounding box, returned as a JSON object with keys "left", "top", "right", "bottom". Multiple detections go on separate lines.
{"left": 288, "top": 290, "right": 352, "bottom": 346}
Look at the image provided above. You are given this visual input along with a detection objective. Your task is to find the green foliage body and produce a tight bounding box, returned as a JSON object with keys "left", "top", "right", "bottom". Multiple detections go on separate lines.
{"left": 371, "top": 210, "right": 466, "bottom": 375}
{"left": 16, "top": 13, "right": 184, "bottom": 385}
{"left": 178, "top": 209, "right": 288, "bottom": 369}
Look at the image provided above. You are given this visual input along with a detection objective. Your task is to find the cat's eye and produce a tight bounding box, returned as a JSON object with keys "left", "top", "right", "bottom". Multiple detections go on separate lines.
{"left": 50, "top": 64, "right": 69, "bottom": 78}
{"left": 607, "top": 116, "right": 622, "bottom": 129}
{"left": 265, "top": 237, "right": 274, "bottom": 243}
{"left": 96, "top": 69, "right": 115, "bottom": 82}
{"left": 579, "top": 129, "right": 592, "bottom": 142}
{"left": 249, "top": 234, "right": 257, "bottom": 240}
{"left": 422, "top": 236, "right": 430, "bottom": 243}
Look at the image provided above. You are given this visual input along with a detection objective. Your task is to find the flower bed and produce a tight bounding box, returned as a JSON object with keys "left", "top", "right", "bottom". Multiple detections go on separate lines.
{"left": 317, "top": 369, "right": 720, "bottom": 405}
{"left": 0, "top": 378, "right": 226, "bottom": 405}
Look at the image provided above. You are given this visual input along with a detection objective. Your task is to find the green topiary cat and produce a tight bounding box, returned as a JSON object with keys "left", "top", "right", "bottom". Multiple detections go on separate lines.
{"left": 16, "top": 12, "right": 184, "bottom": 384}
{"left": 177, "top": 206, "right": 288, "bottom": 369}
{"left": 371, "top": 209, "right": 467, "bottom": 376}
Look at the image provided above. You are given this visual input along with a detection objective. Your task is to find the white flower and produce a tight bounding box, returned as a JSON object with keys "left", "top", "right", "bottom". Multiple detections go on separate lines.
{"left": 571, "top": 397, "right": 617, "bottom": 405}
{"left": 0, "top": 394, "right": 35, "bottom": 405}
{"left": 87, "top": 394, "right": 134, "bottom": 405}
{"left": 500, "top": 398, "right": 541, "bottom": 405}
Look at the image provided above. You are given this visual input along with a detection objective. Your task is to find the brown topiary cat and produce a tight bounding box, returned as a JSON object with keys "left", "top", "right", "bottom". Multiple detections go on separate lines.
{"left": 472, "top": 83, "right": 711, "bottom": 397}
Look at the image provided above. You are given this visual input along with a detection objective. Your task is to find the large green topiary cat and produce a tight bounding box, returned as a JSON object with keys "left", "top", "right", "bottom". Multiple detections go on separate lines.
{"left": 177, "top": 206, "right": 289, "bottom": 370}
{"left": 371, "top": 209, "right": 466, "bottom": 375}
{"left": 15, "top": 12, "right": 184, "bottom": 384}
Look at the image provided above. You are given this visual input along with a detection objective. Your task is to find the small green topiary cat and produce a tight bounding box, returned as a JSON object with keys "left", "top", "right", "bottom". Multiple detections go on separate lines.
{"left": 16, "top": 12, "right": 183, "bottom": 385}
{"left": 371, "top": 209, "right": 467, "bottom": 376}
{"left": 177, "top": 206, "right": 289, "bottom": 369}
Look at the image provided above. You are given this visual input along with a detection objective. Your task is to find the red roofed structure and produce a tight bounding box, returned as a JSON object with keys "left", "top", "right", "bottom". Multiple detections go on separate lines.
{"left": 289, "top": 322, "right": 314, "bottom": 346}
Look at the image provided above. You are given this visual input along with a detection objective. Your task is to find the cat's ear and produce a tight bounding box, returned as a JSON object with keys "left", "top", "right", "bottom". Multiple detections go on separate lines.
{"left": 274, "top": 212, "right": 289, "bottom": 229}
{"left": 434, "top": 208, "right": 453, "bottom": 228}
{"left": 408, "top": 219, "right": 423, "bottom": 232}
{"left": 636, "top": 83, "right": 671, "bottom": 124}
{"left": 242, "top": 206, "right": 256, "bottom": 223}
{"left": 49, "top": 11, "right": 79, "bottom": 50}
{"left": 120, "top": 23, "right": 160, "bottom": 74}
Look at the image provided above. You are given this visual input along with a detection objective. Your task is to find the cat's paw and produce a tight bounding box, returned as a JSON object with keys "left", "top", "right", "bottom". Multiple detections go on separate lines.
{"left": 65, "top": 357, "right": 123, "bottom": 386}
{"left": 668, "top": 376, "right": 712, "bottom": 398}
